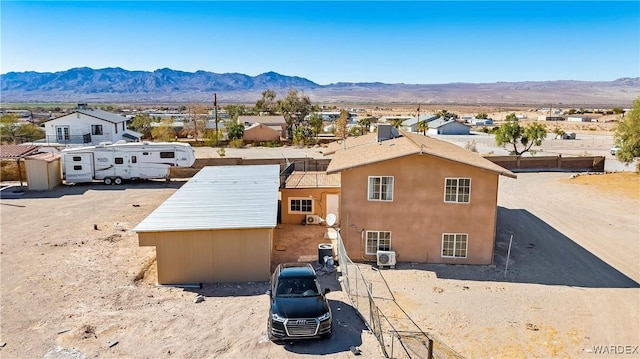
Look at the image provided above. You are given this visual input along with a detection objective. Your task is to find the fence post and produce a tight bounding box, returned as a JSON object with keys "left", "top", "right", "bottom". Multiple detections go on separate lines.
{"left": 428, "top": 338, "right": 434, "bottom": 359}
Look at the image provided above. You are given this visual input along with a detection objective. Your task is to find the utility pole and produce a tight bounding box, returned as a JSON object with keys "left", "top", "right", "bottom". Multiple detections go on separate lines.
{"left": 417, "top": 103, "right": 420, "bottom": 133}
{"left": 214, "top": 93, "right": 219, "bottom": 134}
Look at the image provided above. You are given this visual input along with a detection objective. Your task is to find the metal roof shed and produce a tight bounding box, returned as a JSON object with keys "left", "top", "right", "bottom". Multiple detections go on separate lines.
{"left": 133, "top": 165, "right": 280, "bottom": 285}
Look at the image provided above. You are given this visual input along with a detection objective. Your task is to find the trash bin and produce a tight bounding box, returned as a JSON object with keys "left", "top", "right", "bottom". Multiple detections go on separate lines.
{"left": 318, "top": 243, "right": 334, "bottom": 264}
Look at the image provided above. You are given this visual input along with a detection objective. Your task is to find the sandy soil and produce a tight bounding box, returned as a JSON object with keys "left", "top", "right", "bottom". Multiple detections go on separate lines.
{"left": 0, "top": 181, "right": 379, "bottom": 358}
{"left": 1, "top": 166, "right": 637, "bottom": 357}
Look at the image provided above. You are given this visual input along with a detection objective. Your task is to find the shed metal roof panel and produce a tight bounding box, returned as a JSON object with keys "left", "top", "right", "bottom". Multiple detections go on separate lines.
{"left": 132, "top": 165, "right": 280, "bottom": 232}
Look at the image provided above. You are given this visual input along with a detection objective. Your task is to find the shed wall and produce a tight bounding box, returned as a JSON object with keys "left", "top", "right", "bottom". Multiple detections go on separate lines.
{"left": 139, "top": 228, "right": 272, "bottom": 284}
{"left": 25, "top": 158, "right": 61, "bottom": 191}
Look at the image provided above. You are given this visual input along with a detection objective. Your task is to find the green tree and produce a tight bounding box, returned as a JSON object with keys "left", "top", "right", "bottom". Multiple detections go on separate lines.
{"left": 227, "top": 123, "right": 245, "bottom": 140}
{"left": 151, "top": 119, "right": 176, "bottom": 141}
{"left": 613, "top": 97, "right": 640, "bottom": 167}
{"left": 1, "top": 114, "right": 21, "bottom": 144}
{"left": 504, "top": 113, "right": 518, "bottom": 121}
{"left": 129, "top": 113, "right": 155, "bottom": 138}
{"left": 255, "top": 89, "right": 277, "bottom": 115}
{"left": 495, "top": 121, "right": 547, "bottom": 156}
{"left": 389, "top": 118, "right": 405, "bottom": 129}
{"left": 357, "top": 117, "right": 371, "bottom": 134}
{"left": 417, "top": 120, "right": 428, "bottom": 135}
{"left": 436, "top": 109, "right": 459, "bottom": 120}
{"left": 277, "top": 89, "right": 315, "bottom": 138}
{"left": 475, "top": 112, "right": 489, "bottom": 119}
{"left": 224, "top": 104, "right": 249, "bottom": 122}
{"left": 308, "top": 113, "right": 324, "bottom": 138}
{"left": 612, "top": 107, "right": 624, "bottom": 115}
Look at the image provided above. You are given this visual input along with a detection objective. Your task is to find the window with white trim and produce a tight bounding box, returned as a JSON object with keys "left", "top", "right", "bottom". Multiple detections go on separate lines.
{"left": 368, "top": 176, "right": 394, "bottom": 201}
{"left": 444, "top": 178, "right": 471, "bottom": 203}
{"left": 442, "top": 233, "right": 468, "bottom": 258}
{"left": 366, "top": 231, "right": 391, "bottom": 255}
{"left": 289, "top": 198, "right": 313, "bottom": 214}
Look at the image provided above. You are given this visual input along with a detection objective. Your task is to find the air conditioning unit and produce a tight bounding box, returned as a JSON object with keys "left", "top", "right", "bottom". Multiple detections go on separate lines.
{"left": 305, "top": 214, "right": 322, "bottom": 225}
{"left": 376, "top": 250, "right": 396, "bottom": 268}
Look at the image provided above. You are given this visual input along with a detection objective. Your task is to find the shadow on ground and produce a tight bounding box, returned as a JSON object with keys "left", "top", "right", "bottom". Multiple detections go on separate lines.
{"left": 279, "top": 299, "right": 367, "bottom": 356}
{"left": 392, "top": 207, "right": 638, "bottom": 288}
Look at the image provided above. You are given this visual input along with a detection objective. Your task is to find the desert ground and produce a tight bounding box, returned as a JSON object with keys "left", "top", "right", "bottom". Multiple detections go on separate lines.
{"left": 1, "top": 115, "right": 638, "bottom": 358}
{"left": 1, "top": 171, "right": 637, "bottom": 359}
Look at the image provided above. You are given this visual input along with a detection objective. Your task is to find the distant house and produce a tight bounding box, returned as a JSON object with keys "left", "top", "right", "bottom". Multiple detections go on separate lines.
{"left": 427, "top": 118, "right": 471, "bottom": 135}
{"left": 472, "top": 119, "right": 493, "bottom": 126}
{"left": 238, "top": 115, "right": 286, "bottom": 141}
{"left": 43, "top": 104, "right": 141, "bottom": 145}
{"left": 538, "top": 116, "right": 565, "bottom": 122}
{"left": 243, "top": 123, "right": 281, "bottom": 142}
{"left": 324, "top": 125, "right": 516, "bottom": 265}
{"left": 401, "top": 114, "right": 438, "bottom": 133}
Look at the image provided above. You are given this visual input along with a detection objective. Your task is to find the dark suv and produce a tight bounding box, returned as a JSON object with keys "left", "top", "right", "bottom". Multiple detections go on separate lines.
{"left": 267, "top": 263, "right": 332, "bottom": 341}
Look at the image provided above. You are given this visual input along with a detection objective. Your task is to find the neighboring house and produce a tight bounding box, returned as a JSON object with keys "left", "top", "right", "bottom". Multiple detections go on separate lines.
{"left": 133, "top": 165, "right": 280, "bottom": 284}
{"left": 238, "top": 116, "right": 286, "bottom": 141}
{"left": 243, "top": 123, "right": 280, "bottom": 142}
{"left": 280, "top": 171, "right": 341, "bottom": 225}
{"left": 43, "top": 104, "right": 142, "bottom": 145}
{"left": 427, "top": 118, "right": 471, "bottom": 135}
{"left": 402, "top": 114, "right": 438, "bottom": 133}
{"left": 325, "top": 125, "right": 516, "bottom": 265}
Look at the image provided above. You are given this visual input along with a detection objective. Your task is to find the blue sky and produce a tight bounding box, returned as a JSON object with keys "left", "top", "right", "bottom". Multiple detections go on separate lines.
{"left": 1, "top": 1, "right": 638, "bottom": 84}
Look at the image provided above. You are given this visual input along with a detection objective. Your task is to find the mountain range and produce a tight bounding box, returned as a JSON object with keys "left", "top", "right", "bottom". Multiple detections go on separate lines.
{"left": 1, "top": 67, "right": 638, "bottom": 106}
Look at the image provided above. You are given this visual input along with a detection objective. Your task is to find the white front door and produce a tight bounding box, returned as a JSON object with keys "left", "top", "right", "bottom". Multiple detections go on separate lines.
{"left": 56, "top": 126, "right": 70, "bottom": 142}
{"left": 326, "top": 194, "right": 340, "bottom": 224}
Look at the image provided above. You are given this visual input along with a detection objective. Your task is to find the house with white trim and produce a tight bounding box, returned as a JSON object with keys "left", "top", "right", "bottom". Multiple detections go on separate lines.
{"left": 43, "top": 104, "right": 142, "bottom": 145}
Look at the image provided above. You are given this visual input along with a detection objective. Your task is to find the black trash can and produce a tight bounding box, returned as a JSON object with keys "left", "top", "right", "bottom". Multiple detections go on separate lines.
{"left": 318, "top": 243, "right": 334, "bottom": 264}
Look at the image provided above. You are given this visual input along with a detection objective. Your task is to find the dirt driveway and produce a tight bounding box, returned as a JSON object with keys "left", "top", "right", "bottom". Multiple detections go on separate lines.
{"left": 0, "top": 181, "right": 379, "bottom": 358}
{"left": 362, "top": 172, "right": 639, "bottom": 358}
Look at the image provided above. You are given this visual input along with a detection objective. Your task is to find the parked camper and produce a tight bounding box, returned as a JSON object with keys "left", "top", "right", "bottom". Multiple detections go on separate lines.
{"left": 61, "top": 141, "right": 195, "bottom": 184}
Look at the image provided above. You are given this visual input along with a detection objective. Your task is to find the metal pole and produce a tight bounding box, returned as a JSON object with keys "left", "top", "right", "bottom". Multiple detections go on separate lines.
{"left": 504, "top": 234, "right": 513, "bottom": 278}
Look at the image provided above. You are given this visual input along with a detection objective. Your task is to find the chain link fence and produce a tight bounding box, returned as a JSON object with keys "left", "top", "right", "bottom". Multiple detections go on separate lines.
{"left": 335, "top": 230, "right": 463, "bottom": 359}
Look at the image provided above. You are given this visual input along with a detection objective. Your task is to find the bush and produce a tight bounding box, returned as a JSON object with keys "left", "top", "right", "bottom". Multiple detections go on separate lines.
{"left": 229, "top": 138, "right": 244, "bottom": 148}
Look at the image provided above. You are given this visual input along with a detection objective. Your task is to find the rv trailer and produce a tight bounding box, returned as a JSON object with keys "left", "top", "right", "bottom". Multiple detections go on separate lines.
{"left": 61, "top": 141, "right": 196, "bottom": 184}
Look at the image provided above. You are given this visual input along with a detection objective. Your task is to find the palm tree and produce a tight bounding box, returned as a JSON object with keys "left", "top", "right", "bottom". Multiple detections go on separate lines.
{"left": 357, "top": 117, "right": 371, "bottom": 134}
{"left": 389, "top": 118, "right": 405, "bottom": 129}
{"left": 417, "top": 120, "right": 428, "bottom": 135}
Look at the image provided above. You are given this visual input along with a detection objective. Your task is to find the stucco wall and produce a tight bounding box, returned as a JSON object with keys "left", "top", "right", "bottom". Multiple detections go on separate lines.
{"left": 280, "top": 188, "right": 341, "bottom": 224}
{"left": 139, "top": 228, "right": 272, "bottom": 284}
{"left": 243, "top": 124, "right": 280, "bottom": 142}
{"left": 338, "top": 153, "right": 500, "bottom": 265}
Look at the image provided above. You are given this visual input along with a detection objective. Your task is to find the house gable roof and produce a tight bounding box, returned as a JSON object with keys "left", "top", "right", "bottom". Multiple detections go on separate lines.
{"left": 50, "top": 109, "right": 129, "bottom": 124}
{"left": 403, "top": 114, "right": 438, "bottom": 127}
{"left": 428, "top": 118, "right": 470, "bottom": 129}
{"left": 326, "top": 131, "right": 516, "bottom": 178}
{"left": 238, "top": 115, "right": 286, "bottom": 125}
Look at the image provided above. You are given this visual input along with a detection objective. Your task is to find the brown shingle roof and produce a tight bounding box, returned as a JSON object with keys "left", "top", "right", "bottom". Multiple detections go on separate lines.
{"left": 285, "top": 171, "right": 341, "bottom": 188}
{"left": 0, "top": 145, "right": 41, "bottom": 159}
{"left": 326, "top": 131, "right": 517, "bottom": 179}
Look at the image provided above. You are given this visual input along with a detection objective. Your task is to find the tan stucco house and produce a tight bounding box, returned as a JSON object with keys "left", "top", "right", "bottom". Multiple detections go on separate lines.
{"left": 325, "top": 125, "right": 516, "bottom": 265}
{"left": 238, "top": 115, "right": 286, "bottom": 141}
{"left": 280, "top": 171, "right": 341, "bottom": 225}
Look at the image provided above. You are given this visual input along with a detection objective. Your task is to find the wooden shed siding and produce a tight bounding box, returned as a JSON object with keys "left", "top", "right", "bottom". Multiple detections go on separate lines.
{"left": 138, "top": 228, "right": 272, "bottom": 284}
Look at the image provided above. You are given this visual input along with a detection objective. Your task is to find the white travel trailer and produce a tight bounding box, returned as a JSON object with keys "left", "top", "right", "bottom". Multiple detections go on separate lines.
{"left": 61, "top": 141, "right": 196, "bottom": 184}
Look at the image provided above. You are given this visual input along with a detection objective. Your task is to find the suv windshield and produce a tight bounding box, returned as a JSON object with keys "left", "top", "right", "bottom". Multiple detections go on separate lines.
{"left": 275, "top": 277, "right": 320, "bottom": 297}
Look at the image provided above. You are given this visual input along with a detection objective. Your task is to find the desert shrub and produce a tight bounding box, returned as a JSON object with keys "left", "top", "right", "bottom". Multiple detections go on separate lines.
{"left": 204, "top": 130, "right": 223, "bottom": 147}
{"left": 261, "top": 140, "right": 281, "bottom": 148}
{"left": 464, "top": 141, "right": 477, "bottom": 152}
{"left": 229, "top": 138, "right": 244, "bottom": 148}
{"left": 216, "top": 148, "right": 226, "bottom": 157}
